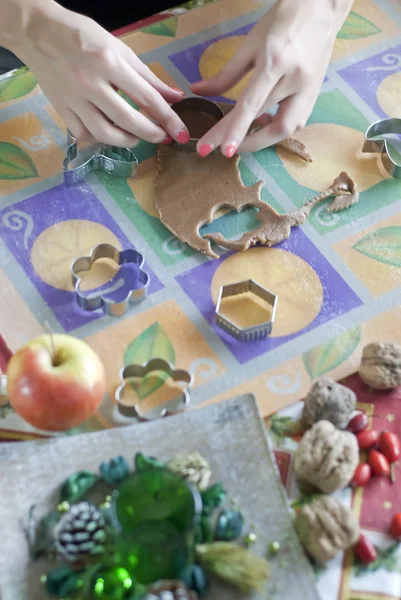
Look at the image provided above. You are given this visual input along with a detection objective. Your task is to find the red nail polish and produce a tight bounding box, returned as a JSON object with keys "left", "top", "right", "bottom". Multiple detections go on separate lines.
{"left": 161, "top": 135, "right": 173, "bottom": 145}
{"left": 176, "top": 130, "right": 190, "bottom": 144}
{"left": 224, "top": 144, "right": 237, "bottom": 158}
{"left": 170, "top": 86, "right": 185, "bottom": 96}
{"left": 198, "top": 143, "right": 213, "bottom": 158}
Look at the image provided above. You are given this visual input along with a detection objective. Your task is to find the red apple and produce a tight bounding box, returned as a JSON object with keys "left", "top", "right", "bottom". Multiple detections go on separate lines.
{"left": 7, "top": 334, "right": 106, "bottom": 431}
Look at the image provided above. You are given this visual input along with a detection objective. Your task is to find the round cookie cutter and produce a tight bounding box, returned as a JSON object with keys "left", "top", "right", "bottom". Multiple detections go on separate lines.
{"left": 172, "top": 97, "right": 224, "bottom": 152}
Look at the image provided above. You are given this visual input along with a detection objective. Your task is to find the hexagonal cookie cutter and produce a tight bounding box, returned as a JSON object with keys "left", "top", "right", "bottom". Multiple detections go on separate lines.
{"left": 115, "top": 358, "right": 193, "bottom": 421}
{"left": 71, "top": 243, "right": 149, "bottom": 317}
{"left": 63, "top": 130, "right": 138, "bottom": 186}
{"left": 215, "top": 279, "right": 278, "bottom": 342}
{"left": 362, "top": 118, "right": 401, "bottom": 178}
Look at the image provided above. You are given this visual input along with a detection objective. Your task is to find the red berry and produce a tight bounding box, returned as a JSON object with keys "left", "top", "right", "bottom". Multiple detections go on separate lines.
{"left": 354, "top": 534, "right": 377, "bottom": 564}
{"left": 379, "top": 431, "right": 401, "bottom": 463}
{"left": 347, "top": 413, "right": 369, "bottom": 434}
{"left": 356, "top": 430, "right": 379, "bottom": 450}
{"left": 351, "top": 463, "right": 372, "bottom": 487}
{"left": 390, "top": 513, "right": 401, "bottom": 540}
{"left": 368, "top": 449, "right": 391, "bottom": 477}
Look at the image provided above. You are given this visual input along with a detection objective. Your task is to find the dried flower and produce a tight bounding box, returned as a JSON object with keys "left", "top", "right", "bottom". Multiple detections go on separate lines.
{"left": 196, "top": 542, "right": 269, "bottom": 592}
{"left": 168, "top": 453, "right": 211, "bottom": 490}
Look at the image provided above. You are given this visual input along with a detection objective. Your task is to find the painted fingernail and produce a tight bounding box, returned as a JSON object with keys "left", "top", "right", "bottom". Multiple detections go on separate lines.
{"left": 224, "top": 143, "right": 237, "bottom": 158}
{"left": 176, "top": 130, "right": 190, "bottom": 144}
{"left": 198, "top": 143, "right": 214, "bottom": 158}
{"left": 161, "top": 135, "right": 173, "bottom": 145}
{"left": 170, "top": 86, "right": 185, "bottom": 96}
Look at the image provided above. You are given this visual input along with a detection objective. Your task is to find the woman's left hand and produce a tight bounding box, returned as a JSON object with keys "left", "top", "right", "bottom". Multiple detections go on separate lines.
{"left": 191, "top": 0, "right": 353, "bottom": 157}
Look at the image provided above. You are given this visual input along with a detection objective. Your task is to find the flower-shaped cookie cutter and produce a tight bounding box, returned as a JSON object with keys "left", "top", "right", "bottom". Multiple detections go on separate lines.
{"left": 215, "top": 279, "right": 278, "bottom": 342}
{"left": 71, "top": 243, "right": 149, "bottom": 317}
{"left": 362, "top": 118, "right": 401, "bottom": 178}
{"left": 63, "top": 130, "right": 138, "bottom": 186}
{"left": 115, "top": 358, "right": 193, "bottom": 421}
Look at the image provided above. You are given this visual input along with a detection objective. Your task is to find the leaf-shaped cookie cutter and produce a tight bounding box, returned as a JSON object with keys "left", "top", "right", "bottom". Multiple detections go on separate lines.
{"left": 115, "top": 358, "right": 193, "bottom": 421}
{"left": 362, "top": 118, "right": 401, "bottom": 178}
{"left": 71, "top": 243, "right": 149, "bottom": 317}
{"left": 63, "top": 130, "right": 138, "bottom": 186}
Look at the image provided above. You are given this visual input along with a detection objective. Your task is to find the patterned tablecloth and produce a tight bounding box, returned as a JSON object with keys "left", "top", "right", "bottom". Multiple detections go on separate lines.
{"left": 0, "top": 0, "right": 401, "bottom": 597}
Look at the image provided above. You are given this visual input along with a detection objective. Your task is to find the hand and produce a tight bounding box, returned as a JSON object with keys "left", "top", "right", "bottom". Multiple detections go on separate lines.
{"left": 14, "top": 2, "right": 190, "bottom": 147}
{"left": 192, "top": 0, "right": 352, "bottom": 156}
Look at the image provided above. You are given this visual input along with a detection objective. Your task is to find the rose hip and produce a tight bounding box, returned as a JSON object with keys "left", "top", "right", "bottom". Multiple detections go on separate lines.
{"left": 351, "top": 463, "right": 372, "bottom": 487}
{"left": 390, "top": 513, "right": 401, "bottom": 540}
{"left": 347, "top": 413, "right": 369, "bottom": 434}
{"left": 354, "top": 534, "right": 377, "bottom": 564}
{"left": 379, "top": 431, "right": 401, "bottom": 482}
{"left": 368, "top": 449, "right": 391, "bottom": 477}
{"left": 356, "top": 430, "right": 379, "bottom": 450}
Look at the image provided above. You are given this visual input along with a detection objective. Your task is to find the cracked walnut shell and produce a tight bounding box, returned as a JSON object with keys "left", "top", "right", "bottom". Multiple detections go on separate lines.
{"left": 302, "top": 377, "right": 356, "bottom": 429}
{"left": 293, "top": 421, "right": 359, "bottom": 493}
{"left": 359, "top": 341, "right": 401, "bottom": 390}
{"left": 295, "top": 495, "right": 359, "bottom": 563}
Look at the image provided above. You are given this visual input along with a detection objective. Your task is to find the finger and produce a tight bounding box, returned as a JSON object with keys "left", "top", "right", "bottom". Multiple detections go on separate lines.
{"left": 56, "top": 106, "right": 95, "bottom": 143}
{"left": 209, "top": 68, "right": 280, "bottom": 156}
{"left": 77, "top": 102, "right": 140, "bottom": 147}
{"left": 95, "top": 85, "right": 171, "bottom": 143}
{"left": 238, "top": 92, "right": 315, "bottom": 153}
{"left": 121, "top": 46, "right": 186, "bottom": 102}
{"left": 112, "top": 65, "right": 190, "bottom": 143}
{"left": 191, "top": 47, "right": 252, "bottom": 97}
{"left": 196, "top": 108, "right": 237, "bottom": 157}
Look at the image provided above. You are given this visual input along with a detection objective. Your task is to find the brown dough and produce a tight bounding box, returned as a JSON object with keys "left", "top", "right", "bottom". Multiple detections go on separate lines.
{"left": 154, "top": 146, "right": 359, "bottom": 259}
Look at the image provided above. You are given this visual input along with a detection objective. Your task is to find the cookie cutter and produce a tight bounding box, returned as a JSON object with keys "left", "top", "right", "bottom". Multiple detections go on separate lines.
{"left": 215, "top": 279, "right": 278, "bottom": 342}
{"left": 172, "top": 97, "right": 224, "bottom": 152}
{"left": 63, "top": 130, "right": 138, "bottom": 186}
{"left": 71, "top": 243, "right": 149, "bottom": 317}
{"left": 115, "top": 358, "right": 193, "bottom": 421}
{"left": 362, "top": 118, "right": 401, "bottom": 178}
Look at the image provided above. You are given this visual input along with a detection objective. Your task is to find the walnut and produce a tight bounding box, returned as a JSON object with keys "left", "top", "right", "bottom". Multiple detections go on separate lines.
{"left": 293, "top": 421, "right": 359, "bottom": 493}
{"left": 168, "top": 452, "right": 211, "bottom": 490}
{"left": 359, "top": 341, "right": 401, "bottom": 390}
{"left": 294, "top": 495, "right": 359, "bottom": 563}
{"left": 301, "top": 378, "right": 356, "bottom": 429}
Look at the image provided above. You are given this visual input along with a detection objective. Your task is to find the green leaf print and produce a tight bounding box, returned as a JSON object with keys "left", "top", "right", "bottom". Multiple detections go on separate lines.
{"left": 270, "top": 415, "right": 303, "bottom": 438}
{"left": 302, "top": 326, "right": 361, "bottom": 378}
{"left": 141, "top": 16, "right": 178, "bottom": 37}
{"left": 0, "top": 68, "right": 37, "bottom": 102}
{"left": 353, "top": 226, "right": 401, "bottom": 266}
{"left": 0, "top": 142, "right": 38, "bottom": 179}
{"left": 124, "top": 322, "right": 176, "bottom": 399}
{"left": 337, "top": 12, "right": 381, "bottom": 40}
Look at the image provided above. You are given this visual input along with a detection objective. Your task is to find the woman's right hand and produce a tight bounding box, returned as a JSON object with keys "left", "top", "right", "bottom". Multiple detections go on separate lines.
{"left": 12, "top": 1, "right": 190, "bottom": 147}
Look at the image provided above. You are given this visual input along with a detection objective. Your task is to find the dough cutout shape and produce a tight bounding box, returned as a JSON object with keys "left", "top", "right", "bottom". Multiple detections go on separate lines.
{"left": 153, "top": 145, "right": 358, "bottom": 259}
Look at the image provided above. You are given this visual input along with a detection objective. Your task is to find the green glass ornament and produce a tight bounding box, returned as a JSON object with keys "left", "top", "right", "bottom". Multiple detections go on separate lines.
{"left": 215, "top": 509, "right": 244, "bottom": 541}
{"left": 60, "top": 471, "right": 99, "bottom": 503}
{"left": 115, "top": 469, "right": 201, "bottom": 532}
{"left": 91, "top": 566, "right": 134, "bottom": 600}
{"left": 100, "top": 456, "right": 130, "bottom": 485}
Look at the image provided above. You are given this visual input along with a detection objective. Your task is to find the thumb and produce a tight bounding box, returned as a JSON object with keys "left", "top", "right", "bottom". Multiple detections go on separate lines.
{"left": 191, "top": 48, "right": 252, "bottom": 97}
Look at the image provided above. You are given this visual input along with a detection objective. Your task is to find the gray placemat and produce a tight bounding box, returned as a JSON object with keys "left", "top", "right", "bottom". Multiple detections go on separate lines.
{"left": 0, "top": 395, "right": 319, "bottom": 600}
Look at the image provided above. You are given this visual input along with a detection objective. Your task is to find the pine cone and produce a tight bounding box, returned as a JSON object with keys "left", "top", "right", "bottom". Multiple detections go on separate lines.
{"left": 143, "top": 580, "right": 199, "bottom": 600}
{"left": 168, "top": 453, "right": 211, "bottom": 490}
{"left": 54, "top": 501, "right": 107, "bottom": 561}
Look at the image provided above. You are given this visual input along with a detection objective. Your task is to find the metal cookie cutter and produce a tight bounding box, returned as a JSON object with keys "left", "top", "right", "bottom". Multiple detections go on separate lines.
{"left": 71, "top": 243, "right": 149, "bottom": 317}
{"left": 215, "top": 279, "right": 278, "bottom": 342}
{"left": 115, "top": 358, "right": 193, "bottom": 421}
{"left": 63, "top": 130, "right": 138, "bottom": 186}
{"left": 172, "top": 97, "right": 224, "bottom": 152}
{"left": 362, "top": 118, "right": 401, "bottom": 178}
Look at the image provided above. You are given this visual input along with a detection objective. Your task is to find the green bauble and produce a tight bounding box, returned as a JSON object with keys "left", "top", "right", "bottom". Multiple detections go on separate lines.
{"left": 91, "top": 566, "right": 134, "bottom": 600}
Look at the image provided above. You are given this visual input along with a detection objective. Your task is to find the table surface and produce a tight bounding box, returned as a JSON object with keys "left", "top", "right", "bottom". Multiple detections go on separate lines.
{"left": 0, "top": 0, "right": 401, "bottom": 595}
